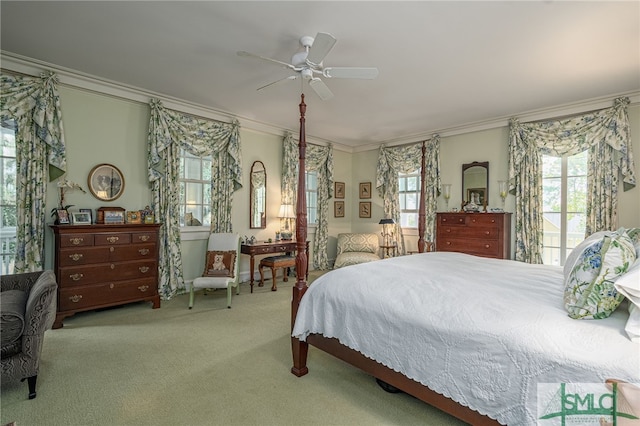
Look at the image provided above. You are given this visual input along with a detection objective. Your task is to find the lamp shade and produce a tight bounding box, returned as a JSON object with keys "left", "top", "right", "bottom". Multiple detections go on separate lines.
{"left": 278, "top": 204, "right": 295, "bottom": 219}
{"left": 378, "top": 218, "right": 395, "bottom": 225}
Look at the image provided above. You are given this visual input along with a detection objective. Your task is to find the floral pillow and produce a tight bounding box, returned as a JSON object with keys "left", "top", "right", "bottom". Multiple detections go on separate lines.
{"left": 203, "top": 250, "right": 236, "bottom": 278}
{"left": 563, "top": 229, "right": 636, "bottom": 320}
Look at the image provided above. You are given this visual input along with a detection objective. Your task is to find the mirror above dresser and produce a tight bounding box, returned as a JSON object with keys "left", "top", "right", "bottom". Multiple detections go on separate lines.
{"left": 462, "top": 161, "right": 489, "bottom": 210}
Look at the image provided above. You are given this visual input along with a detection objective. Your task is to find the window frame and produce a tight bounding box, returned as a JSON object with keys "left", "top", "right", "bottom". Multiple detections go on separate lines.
{"left": 305, "top": 170, "right": 318, "bottom": 227}
{"left": 398, "top": 169, "right": 421, "bottom": 229}
{"left": 1, "top": 119, "right": 17, "bottom": 274}
{"left": 179, "top": 149, "right": 212, "bottom": 240}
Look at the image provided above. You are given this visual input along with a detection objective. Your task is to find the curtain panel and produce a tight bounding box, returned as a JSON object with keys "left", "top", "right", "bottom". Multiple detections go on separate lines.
{"left": 148, "top": 99, "right": 242, "bottom": 299}
{"left": 509, "top": 96, "right": 635, "bottom": 264}
{"left": 281, "top": 132, "right": 334, "bottom": 270}
{"left": 0, "top": 71, "right": 67, "bottom": 272}
{"left": 376, "top": 135, "right": 441, "bottom": 255}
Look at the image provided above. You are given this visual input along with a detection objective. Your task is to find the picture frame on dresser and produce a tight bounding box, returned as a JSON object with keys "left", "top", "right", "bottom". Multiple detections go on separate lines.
{"left": 71, "top": 211, "right": 92, "bottom": 225}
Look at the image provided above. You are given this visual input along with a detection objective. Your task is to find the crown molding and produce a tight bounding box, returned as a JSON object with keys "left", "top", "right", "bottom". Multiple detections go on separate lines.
{"left": 3, "top": 51, "right": 637, "bottom": 155}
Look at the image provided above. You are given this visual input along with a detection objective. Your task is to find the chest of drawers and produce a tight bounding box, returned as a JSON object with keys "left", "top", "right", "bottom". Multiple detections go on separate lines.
{"left": 436, "top": 212, "right": 512, "bottom": 259}
{"left": 50, "top": 223, "right": 161, "bottom": 328}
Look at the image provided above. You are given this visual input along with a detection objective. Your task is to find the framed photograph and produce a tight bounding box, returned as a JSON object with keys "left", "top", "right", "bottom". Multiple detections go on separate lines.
{"left": 71, "top": 211, "right": 92, "bottom": 225}
{"left": 359, "top": 182, "right": 371, "bottom": 199}
{"left": 127, "top": 210, "right": 142, "bottom": 224}
{"left": 334, "top": 182, "right": 345, "bottom": 199}
{"left": 359, "top": 202, "right": 371, "bottom": 218}
{"left": 104, "top": 210, "right": 125, "bottom": 224}
{"left": 334, "top": 201, "right": 345, "bottom": 218}
{"left": 79, "top": 208, "right": 93, "bottom": 224}
{"left": 467, "top": 187, "right": 486, "bottom": 206}
{"left": 88, "top": 163, "right": 125, "bottom": 201}
{"left": 56, "top": 209, "right": 70, "bottom": 224}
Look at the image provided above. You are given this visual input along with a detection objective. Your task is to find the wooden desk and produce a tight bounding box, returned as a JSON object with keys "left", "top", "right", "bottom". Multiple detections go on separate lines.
{"left": 241, "top": 240, "right": 309, "bottom": 292}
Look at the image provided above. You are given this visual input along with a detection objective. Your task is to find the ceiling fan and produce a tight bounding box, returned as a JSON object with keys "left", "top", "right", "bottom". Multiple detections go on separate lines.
{"left": 237, "top": 32, "right": 378, "bottom": 101}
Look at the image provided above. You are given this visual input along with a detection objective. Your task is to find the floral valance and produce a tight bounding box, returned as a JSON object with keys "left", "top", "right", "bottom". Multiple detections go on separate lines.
{"left": 0, "top": 71, "right": 67, "bottom": 181}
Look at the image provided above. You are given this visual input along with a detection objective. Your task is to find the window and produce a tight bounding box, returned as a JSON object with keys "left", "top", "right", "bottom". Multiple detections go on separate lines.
{"left": 542, "top": 150, "right": 588, "bottom": 265}
{"left": 305, "top": 171, "right": 318, "bottom": 225}
{"left": 398, "top": 170, "right": 420, "bottom": 228}
{"left": 1, "top": 120, "right": 17, "bottom": 274}
{"left": 179, "top": 149, "right": 211, "bottom": 227}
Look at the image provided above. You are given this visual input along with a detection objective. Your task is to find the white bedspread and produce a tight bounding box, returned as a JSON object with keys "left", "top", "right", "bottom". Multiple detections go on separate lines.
{"left": 292, "top": 252, "right": 639, "bottom": 425}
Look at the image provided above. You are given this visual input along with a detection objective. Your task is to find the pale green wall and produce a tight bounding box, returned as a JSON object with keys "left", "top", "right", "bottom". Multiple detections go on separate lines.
{"left": 41, "top": 85, "right": 640, "bottom": 278}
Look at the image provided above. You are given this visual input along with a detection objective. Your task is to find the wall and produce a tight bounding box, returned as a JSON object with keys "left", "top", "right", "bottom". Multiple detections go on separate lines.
{"left": 28, "top": 71, "right": 640, "bottom": 278}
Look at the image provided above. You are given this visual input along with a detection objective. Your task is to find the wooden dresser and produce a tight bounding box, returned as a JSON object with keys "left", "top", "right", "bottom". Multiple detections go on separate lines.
{"left": 50, "top": 223, "right": 161, "bottom": 328}
{"left": 436, "top": 212, "right": 512, "bottom": 259}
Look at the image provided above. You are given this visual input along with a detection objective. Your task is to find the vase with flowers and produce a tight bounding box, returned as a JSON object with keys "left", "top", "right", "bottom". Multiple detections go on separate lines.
{"left": 51, "top": 178, "right": 86, "bottom": 224}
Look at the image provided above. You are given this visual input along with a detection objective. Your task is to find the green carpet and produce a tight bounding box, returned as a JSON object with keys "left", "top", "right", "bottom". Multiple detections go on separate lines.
{"left": 1, "top": 274, "right": 465, "bottom": 426}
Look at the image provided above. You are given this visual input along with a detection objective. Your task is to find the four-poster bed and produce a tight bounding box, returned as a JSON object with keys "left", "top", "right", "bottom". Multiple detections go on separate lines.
{"left": 288, "top": 94, "right": 637, "bottom": 425}
{"left": 288, "top": 94, "right": 499, "bottom": 424}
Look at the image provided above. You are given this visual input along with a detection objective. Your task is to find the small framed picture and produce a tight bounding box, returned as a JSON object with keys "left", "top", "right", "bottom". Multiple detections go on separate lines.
{"left": 56, "top": 209, "right": 70, "bottom": 224}
{"left": 127, "top": 210, "right": 142, "bottom": 224}
{"left": 79, "top": 208, "right": 93, "bottom": 224}
{"left": 334, "top": 182, "right": 345, "bottom": 199}
{"left": 359, "top": 202, "right": 371, "bottom": 218}
{"left": 104, "top": 210, "right": 125, "bottom": 225}
{"left": 71, "top": 211, "right": 92, "bottom": 225}
{"left": 359, "top": 182, "right": 371, "bottom": 199}
{"left": 334, "top": 201, "right": 345, "bottom": 218}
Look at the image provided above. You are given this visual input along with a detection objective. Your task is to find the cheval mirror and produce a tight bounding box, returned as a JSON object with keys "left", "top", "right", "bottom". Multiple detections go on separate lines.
{"left": 250, "top": 160, "right": 267, "bottom": 229}
{"left": 462, "top": 161, "right": 489, "bottom": 210}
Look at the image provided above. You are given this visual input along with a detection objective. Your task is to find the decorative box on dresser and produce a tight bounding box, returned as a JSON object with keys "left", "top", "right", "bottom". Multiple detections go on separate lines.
{"left": 50, "top": 223, "right": 161, "bottom": 329}
{"left": 436, "top": 212, "right": 512, "bottom": 259}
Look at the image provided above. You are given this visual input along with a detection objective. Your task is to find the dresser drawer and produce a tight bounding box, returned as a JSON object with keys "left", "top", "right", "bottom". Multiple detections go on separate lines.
{"left": 58, "top": 278, "right": 157, "bottom": 311}
{"left": 438, "top": 226, "right": 499, "bottom": 240}
{"left": 59, "top": 234, "right": 95, "bottom": 248}
{"left": 95, "top": 233, "right": 132, "bottom": 246}
{"left": 109, "top": 243, "right": 157, "bottom": 261}
{"left": 131, "top": 232, "right": 157, "bottom": 244}
{"left": 467, "top": 215, "right": 502, "bottom": 227}
{"left": 437, "top": 238, "right": 501, "bottom": 258}
{"left": 58, "top": 260, "right": 157, "bottom": 287}
{"left": 58, "top": 246, "right": 110, "bottom": 266}
{"left": 438, "top": 214, "right": 466, "bottom": 226}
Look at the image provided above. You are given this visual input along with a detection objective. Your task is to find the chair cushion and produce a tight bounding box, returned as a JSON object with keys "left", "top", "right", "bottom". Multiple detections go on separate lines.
{"left": 203, "top": 250, "right": 236, "bottom": 278}
{"left": 334, "top": 252, "right": 380, "bottom": 269}
{"left": 1, "top": 289, "right": 28, "bottom": 346}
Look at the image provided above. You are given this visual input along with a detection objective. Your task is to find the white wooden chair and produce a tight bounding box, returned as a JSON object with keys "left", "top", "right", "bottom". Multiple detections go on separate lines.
{"left": 189, "top": 233, "right": 240, "bottom": 309}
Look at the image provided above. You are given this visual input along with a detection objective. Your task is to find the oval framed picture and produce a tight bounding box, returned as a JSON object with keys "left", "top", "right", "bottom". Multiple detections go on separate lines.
{"left": 87, "top": 163, "right": 125, "bottom": 201}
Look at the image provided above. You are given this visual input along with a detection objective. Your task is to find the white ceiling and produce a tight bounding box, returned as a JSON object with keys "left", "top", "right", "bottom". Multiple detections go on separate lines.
{"left": 1, "top": 1, "right": 639, "bottom": 150}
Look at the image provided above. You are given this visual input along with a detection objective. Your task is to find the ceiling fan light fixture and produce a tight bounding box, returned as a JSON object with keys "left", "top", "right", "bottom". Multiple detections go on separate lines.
{"left": 301, "top": 68, "right": 313, "bottom": 80}
{"left": 291, "top": 51, "right": 308, "bottom": 67}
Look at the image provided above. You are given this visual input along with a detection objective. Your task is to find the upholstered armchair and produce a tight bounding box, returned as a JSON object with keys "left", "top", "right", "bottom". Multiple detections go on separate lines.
{"left": 1, "top": 270, "right": 57, "bottom": 399}
{"left": 334, "top": 233, "right": 381, "bottom": 269}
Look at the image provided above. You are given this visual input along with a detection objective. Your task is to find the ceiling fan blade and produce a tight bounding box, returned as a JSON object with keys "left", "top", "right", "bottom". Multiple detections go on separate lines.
{"left": 306, "top": 32, "right": 337, "bottom": 66}
{"left": 309, "top": 78, "right": 334, "bottom": 101}
{"left": 323, "top": 67, "right": 379, "bottom": 79}
{"left": 237, "top": 51, "right": 297, "bottom": 71}
{"left": 257, "top": 75, "right": 298, "bottom": 91}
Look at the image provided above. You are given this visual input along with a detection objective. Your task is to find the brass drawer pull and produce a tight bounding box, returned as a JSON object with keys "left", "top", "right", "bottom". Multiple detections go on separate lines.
{"left": 485, "top": 244, "right": 491, "bottom": 248}
{"left": 139, "top": 235, "right": 150, "bottom": 242}
{"left": 111, "top": 264, "right": 116, "bottom": 269}
{"left": 110, "top": 283, "right": 114, "bottom": 289}
{"left": 107, "top": 236, "right": 119, "bottom": 243}
{"left": 70, "top": 237, "right": 83, "bottom": 245}
{"left": 69, "top": 253, "right": 83, "bottom": 261}
{"left": 110, "top": 247, "right": 115, "bottom": 252}
{"left": 70, "top": 273, "right": 84, "bottom": 281}
{"left": 138, "top": 285, "right": 149, "bottom": 292}
{"left": 69, "top": 295, "right": 83, "bottom": 303}
{"left": 139, "top": 266, "right": 150, "bottom": 273}
{"left": 138, "top": 248, "right": 150, "bottom": 255}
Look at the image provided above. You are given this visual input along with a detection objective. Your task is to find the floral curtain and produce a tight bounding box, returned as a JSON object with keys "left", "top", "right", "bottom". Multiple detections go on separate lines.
{"left": 0, "top": 71, "right": 67, "bottom": 272}
{"left": 376, "top": 135, "right": 441, "bottom": 255}
{"left": 148, "top": 99, "right": 242, "bottom": 299}
{"left": 281, "top": 132, "right": 334, "bottom": 270}
{"left": 509, "top": 97, "right": 635, "bottom": 264}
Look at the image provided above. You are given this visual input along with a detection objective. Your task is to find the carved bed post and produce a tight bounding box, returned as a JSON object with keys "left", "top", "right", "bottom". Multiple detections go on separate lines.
{"left": 417, "top": 141, "right": 427, "bottom": 253}
{"left": 291, "top": 94, "right": 309, "bottom": 377}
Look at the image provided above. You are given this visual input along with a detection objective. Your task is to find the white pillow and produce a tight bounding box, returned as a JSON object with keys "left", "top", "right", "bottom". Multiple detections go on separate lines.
{"left": 625, "top": 302, "right": 640, "bottom": 343}
{"left": 615, "top": 258, "right": 640, "bottom": 306}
